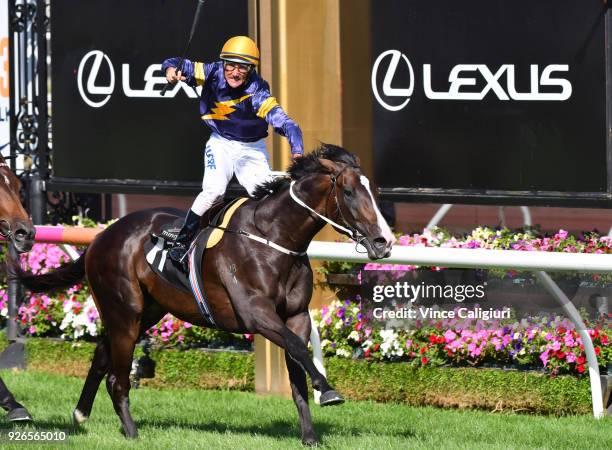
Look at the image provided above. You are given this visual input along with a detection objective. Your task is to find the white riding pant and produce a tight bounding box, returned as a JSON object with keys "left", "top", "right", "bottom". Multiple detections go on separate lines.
{"left": 190, "top": 132, "right": 272, "bottom": 216}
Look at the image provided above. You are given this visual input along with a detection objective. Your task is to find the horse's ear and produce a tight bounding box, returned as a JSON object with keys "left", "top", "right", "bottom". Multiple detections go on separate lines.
{"left": 354, "top": 155, "right": 361, "bottom": 167}
{"left": 318, "top": 158, "right": 340, "bottom": 175}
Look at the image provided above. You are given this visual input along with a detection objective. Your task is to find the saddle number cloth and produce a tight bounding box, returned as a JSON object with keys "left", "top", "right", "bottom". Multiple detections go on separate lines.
{"left": 144, "top": 198, "right": 249, "bottom": 328}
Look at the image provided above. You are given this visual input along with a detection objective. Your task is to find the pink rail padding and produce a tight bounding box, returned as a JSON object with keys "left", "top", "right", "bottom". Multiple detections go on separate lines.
{"left": 34, "top": 226, "right": 102, "bottom": 245}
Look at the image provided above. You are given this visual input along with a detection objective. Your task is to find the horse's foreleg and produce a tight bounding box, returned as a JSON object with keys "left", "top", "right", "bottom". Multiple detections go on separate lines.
{"left": 285, "top": 313, "right": 318, "bottom": 446}
{"left": 254, "top": 308, "right": 343, "bottom": 404}
{"left": 73, "top": 336, "right": 110, "bottom": 425}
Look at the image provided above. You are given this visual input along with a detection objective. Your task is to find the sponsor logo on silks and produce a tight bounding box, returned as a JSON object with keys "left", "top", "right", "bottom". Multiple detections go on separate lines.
{"left": 205, "top": 147, "right": 216, "bottom": 170}
{"left": 77, "top": 50, "right": 200, "bottom": 107}
{"left": 371, "top": 49, "right": 572, "bottom": 111}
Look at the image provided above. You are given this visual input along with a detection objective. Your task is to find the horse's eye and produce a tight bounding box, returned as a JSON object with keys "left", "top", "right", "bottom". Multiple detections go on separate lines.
{"left": 344, "top": 189, "right": 353, "bottom": 198}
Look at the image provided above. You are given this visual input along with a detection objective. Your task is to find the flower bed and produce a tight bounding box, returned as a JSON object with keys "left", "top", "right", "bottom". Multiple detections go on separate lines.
{"left": 313, "top": 300, "right": 610, "bottom": 377}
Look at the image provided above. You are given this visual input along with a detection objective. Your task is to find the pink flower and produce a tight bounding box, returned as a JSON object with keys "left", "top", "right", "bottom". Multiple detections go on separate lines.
{"left": 540, "top": 349, "right": 550, "bottom": 366}
{"left": 444, "top": 329, "right": 457, "bottom": 342}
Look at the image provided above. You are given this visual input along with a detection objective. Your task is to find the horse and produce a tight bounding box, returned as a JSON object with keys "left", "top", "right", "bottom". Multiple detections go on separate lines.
{"left": 0, "top": 154, "right": 36, "bottom": 421}
{"left": 16, "top": 144, "right": 395, "bottom": 445}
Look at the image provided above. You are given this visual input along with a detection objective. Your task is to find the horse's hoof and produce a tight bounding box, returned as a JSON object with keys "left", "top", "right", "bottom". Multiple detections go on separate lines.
{"left": 6, "top": 407, "right": 32, "bottom": 422}
{"left": 72, "top": 409, "right": 88, "bottom": 426}
{"left": 302, "top": 436, "right": 319, "bottom": 446}
{"left": 123, "top": 429, "right": 138, "bottom": 439}
{"left": 319, "top": 389, "right": 345, "bottom": 407}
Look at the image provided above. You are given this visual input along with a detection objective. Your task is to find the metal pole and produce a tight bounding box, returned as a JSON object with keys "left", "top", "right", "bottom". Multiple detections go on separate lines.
{"left": 426, "top": 204, "right": 452, "bottom": 230}
{"left": 29, "top": 172, "right": 44, "bottom": 224}
{"left": 309, "top": 313, "right": 326, "bottom": 405}
{"left": 6, "top": 245, "right": 20, "bottom": 342}
{"left": 535, "top": 271, "right": 605, "bottom": 418}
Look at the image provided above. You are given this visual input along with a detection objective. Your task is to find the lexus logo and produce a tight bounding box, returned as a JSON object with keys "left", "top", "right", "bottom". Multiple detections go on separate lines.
{"left": 77, "top": 50, "right": 115, "bottom": 108}
{"left": 371, "top": 50, "right": 414, "bottom": 112}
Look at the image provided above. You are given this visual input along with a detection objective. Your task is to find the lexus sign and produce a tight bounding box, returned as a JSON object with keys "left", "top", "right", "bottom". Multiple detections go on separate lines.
{"left": 371, "top": 0, "right": 608, "bottom": 204}
{"left": 372, "top": 49, "right": 573, "bottom": 110}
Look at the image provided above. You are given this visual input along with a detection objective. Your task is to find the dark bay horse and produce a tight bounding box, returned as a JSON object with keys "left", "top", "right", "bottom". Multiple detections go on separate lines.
{"left": 16, "top": 144, "right": 395, "bottom": 444}
{"left": 0, "top": 154, "right": 36, "bottom": 421}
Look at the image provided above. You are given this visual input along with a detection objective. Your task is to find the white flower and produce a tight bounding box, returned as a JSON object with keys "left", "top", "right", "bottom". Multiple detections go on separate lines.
{"left": 348, "top": 331, "right": 360, "bottom": 342}
{"left": 335, "top": 321, "right": 343, "bottom": 330}
{"left": 335, "top": 348, "right": 351, "bottom": 358}
{"left": 320, "top": 339, "right": 330, "bottom": 348}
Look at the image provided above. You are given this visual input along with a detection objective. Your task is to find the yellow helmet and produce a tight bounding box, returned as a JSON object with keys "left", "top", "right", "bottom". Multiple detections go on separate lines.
{"left": 220, "top": 36, "right": 259, "bottom": 66}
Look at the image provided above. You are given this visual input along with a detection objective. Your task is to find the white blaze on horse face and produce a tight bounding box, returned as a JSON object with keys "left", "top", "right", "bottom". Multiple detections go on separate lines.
{"left": 359, "top": 175, "right": 396, "bottom": 246}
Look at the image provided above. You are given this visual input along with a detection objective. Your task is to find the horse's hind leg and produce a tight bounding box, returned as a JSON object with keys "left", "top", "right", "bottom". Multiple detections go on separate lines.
{"left": 73, "top": 335, "right": 111, "bottom": 425}
{"left": 285, "top": 312, "right": 318, "bottom": 446}
{"left": 105, "top": 319, "right": 140, "bottom": 438}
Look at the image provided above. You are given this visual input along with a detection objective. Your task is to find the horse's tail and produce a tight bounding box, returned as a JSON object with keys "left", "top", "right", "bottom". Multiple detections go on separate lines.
{"left": 12, "top": 248, "right": 87, "bottom": 293}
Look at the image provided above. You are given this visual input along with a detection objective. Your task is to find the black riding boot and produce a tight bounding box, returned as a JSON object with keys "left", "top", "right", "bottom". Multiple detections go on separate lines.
{"left": 168, "top": 209, "right": 202, "bottom": 263}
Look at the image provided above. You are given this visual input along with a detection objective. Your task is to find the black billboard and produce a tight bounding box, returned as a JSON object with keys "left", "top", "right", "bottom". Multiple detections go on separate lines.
{"left": 371, "top": 0, "right": 612, "bottom": 206}
{"left": 49, "top": 0, "right": 249, "bottom": 194}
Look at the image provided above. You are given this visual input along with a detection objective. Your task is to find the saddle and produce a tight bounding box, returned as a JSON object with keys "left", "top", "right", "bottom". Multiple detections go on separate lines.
{"left": 144, "top": 197, "right": 249, "bottom": 327}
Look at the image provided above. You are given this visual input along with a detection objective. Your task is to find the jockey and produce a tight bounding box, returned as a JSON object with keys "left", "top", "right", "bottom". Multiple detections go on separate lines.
{"left": 162, "top": 36, "right": 304, "bottom": 262}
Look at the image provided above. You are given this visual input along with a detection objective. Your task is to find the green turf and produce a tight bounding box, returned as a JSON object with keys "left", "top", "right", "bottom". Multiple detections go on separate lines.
{"left": 0, "top": 370, "right": 609, "bottom": 449}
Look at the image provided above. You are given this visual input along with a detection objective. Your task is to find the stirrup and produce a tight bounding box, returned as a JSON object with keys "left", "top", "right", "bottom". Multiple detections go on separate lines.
{"left": 168, "top": 243, "right": 188, "bottom": 263}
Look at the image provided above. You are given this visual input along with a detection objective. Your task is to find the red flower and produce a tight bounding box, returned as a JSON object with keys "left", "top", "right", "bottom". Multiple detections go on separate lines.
{"left": 557, "top": 326, "right": 566, "bottom": 334}
{"left": 429, "top": 334, "right": 437, "bottom": 343}
{"left": 373, "top": 343, "right": 380, "bottom": 352}
{"left": 447, "top": 350, "right": 454, "bottom": 357}
{"left": 419, "top": 346, "right": 427, "bottom": 354}
{"left": 436, "top": 335, "right": 446, "bottom": 344}
{"left": 364, "top": 348, "right": 370, "bottom": 358}
{"left": 577, "top": 364, "right": 585, "bottom": 373}
{"left": 577, "top": 356, "right": 586, "bottom": 365}
{"left": 421, "top": 357, "right": 428, "bottom": 365}
{"left": 555, "top": 351, "right": 566, "bottom": 359}
{"left": 595, "top": 347, "right": 601, "bottom": 356}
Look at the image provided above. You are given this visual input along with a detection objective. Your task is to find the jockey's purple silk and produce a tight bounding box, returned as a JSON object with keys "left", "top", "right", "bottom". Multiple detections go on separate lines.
{"left": 161, "top": 58, "right": 304, "bottom": 154}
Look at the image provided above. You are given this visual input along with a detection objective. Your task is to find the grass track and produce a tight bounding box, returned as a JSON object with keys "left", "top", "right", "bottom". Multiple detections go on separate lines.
{"left": 0, "top": 370, "right": 609, "bottom": 449}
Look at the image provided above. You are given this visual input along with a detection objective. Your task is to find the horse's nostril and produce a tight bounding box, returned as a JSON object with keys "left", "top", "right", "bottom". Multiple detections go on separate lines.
{"left": 14, "top": 227, "right": 34, "bottom": 242}
{"left": 373, "top": 237, "right": 387, "bottom": 249}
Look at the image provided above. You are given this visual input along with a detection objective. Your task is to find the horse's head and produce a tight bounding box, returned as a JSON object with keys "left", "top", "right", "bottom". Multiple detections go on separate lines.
{"left": 318, "top": 157, "right": 395, "bottom": 259}
{"left": 0, "top": 158, "right": 35, "bottom": 253}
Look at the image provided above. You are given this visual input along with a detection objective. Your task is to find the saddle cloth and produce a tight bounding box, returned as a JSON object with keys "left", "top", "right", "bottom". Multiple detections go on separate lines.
{"left": 144, "top": 197, "right": 249, "bottom": 327}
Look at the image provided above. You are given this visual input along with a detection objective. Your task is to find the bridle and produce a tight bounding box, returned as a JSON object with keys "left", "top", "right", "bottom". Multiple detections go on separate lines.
{"left": 0, "top": 162, "right": 15, "bottom": 241}
{"left": 289, "top": 165, "right": 369, "bottom": 253}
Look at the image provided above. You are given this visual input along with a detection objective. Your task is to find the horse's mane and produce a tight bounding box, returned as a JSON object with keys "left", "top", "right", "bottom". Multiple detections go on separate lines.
{"left": 251, "top": 143, "right": 358, "bottom": 199}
